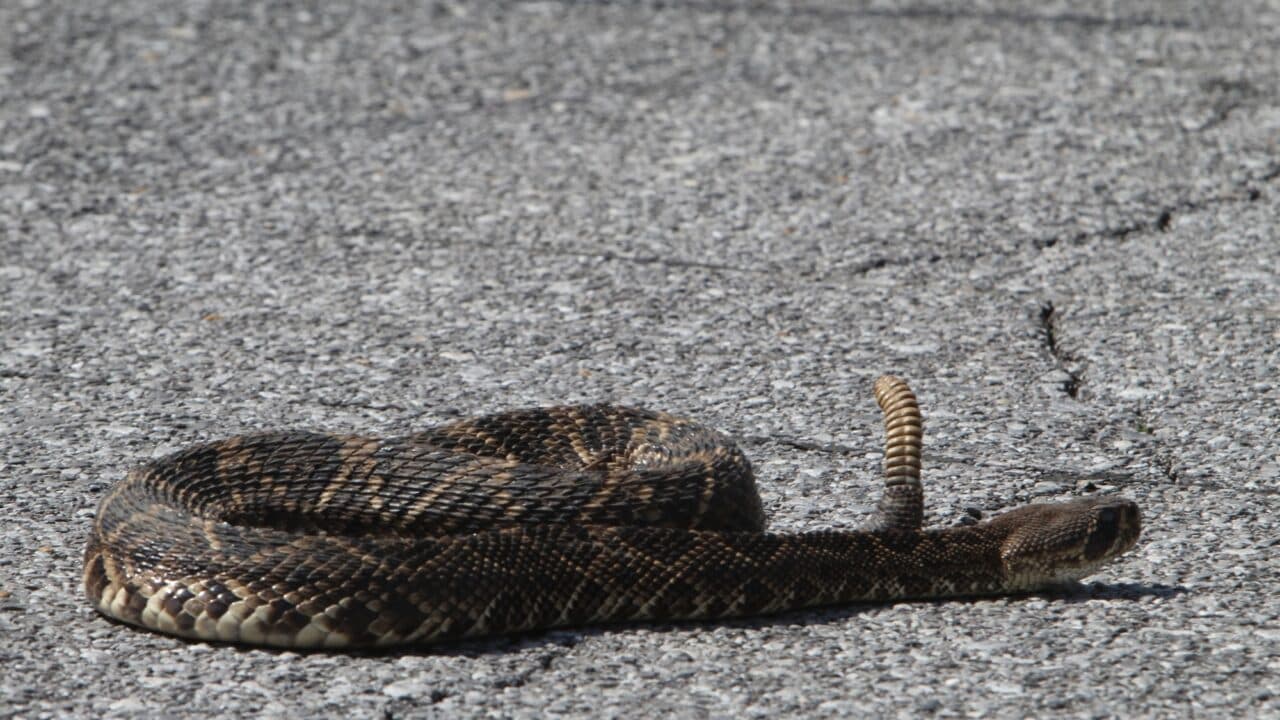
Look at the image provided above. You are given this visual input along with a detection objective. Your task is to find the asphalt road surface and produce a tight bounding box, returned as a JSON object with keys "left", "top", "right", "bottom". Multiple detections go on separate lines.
{"left": 2, "top": 1, "right": 1277, "bottom": 718}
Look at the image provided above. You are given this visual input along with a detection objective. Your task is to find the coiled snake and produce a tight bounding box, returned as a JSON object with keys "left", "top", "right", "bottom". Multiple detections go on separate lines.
{"left": 83, "top": 376, "right": 1140, "bottom": 648}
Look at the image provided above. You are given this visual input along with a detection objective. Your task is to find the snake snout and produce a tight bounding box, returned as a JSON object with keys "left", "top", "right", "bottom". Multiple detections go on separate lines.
{"left": 1083, "top": 498, "right": 1141, "bottom": 562}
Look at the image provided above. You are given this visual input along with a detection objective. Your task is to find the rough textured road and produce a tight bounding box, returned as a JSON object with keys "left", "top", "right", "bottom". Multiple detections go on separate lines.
{"left": 2, "top": 1, "right": 1277, "bottom": 718}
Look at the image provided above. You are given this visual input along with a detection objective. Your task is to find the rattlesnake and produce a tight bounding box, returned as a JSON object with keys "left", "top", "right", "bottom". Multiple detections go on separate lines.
{"left": 83, "top": 376, "right": 1140, "bottom": 648}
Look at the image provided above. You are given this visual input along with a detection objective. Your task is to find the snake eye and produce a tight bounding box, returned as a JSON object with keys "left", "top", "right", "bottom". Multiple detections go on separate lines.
{"left": 1084, "top": 507, "right": 1120, "bottom": 560}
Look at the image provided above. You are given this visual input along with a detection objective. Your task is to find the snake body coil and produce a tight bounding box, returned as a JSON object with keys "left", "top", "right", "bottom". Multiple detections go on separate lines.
{"left": 84, "top": 377, "right": 1140, "bottom": 648}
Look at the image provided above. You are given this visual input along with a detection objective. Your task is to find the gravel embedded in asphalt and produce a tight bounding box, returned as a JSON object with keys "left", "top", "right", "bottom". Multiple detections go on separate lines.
{"left": 1, "top": 1, "right": 1278, "bottom": 717}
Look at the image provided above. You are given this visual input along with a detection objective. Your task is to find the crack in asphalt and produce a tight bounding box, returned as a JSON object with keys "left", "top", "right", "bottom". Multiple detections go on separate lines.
{"left": 540, "top": 1, "right": 1201, "bottom": 31}
{"left": 530, "top": 165, "right": 1279, "bottom": 280}
{"left": 1191, "top": 78, "right": 1260, "bottom": 133}
{"left": 1037, "top": 164, "right": 1278, "bottom": 250}
{"left": 1038, "top": 301, "right": 1083, "bottom": 400}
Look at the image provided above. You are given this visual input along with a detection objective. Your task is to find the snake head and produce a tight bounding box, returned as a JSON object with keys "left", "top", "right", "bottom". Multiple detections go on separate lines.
{"left": 992, "top": 497, "right": 1142, "bottom": 590}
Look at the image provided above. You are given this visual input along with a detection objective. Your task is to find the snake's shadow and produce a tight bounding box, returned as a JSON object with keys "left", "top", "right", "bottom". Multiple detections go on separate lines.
{"left": 1053, "top": 580, "right": 1184, "bottom": 603}
{"left": 235, "top": 580, "right": 1183, "bottom": 659}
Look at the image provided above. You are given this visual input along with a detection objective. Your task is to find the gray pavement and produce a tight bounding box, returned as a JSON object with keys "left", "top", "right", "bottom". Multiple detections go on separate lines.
{"left": 2, "top": 1, "right": 1278, "bottom": 717}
